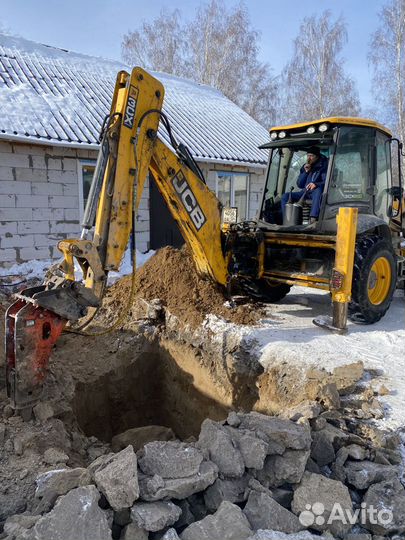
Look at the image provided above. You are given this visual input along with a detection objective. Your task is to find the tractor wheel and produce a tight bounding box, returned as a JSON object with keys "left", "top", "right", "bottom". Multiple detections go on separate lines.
{"left": 257, "top": 280, "right": 291, "bottom": 302}
{"left": 349, "top": 235, "right": 397, "bottom": 324}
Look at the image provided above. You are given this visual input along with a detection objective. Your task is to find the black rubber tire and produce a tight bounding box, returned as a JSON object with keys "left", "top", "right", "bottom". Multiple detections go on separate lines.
{"left": 256, "top": 280, "right": 291, "bottom": 302}
{"left": 349, "top": 234, "right": 397, "bottom": 324}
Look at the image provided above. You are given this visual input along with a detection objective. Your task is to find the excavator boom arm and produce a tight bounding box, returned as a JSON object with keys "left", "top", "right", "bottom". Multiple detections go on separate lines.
{"left": 5, "top": 68, "right": 227, "bottom": 410}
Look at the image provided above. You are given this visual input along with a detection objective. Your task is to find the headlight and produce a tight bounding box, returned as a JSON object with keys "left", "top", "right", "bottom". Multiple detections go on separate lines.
{"left": 270, "top": 132, "right": 278, "bottom": 140}
{"left": 306, "top": 126, "right": 316, "bottom": 134}
{"left": 319, "top": 123, "right": 329, "bottom": 132}
{"left": 278, "top": 131, "right": 286, "bottom": 139}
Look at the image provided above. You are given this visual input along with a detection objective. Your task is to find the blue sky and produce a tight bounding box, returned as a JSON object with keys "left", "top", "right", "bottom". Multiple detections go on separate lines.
{"left": 2, "top": 0, "right": 386, "bottom": 110}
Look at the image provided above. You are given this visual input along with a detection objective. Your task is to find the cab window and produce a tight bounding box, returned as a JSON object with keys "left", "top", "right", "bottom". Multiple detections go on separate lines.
{"left": 328, "top": 127, "right": 374, "bottom": 204}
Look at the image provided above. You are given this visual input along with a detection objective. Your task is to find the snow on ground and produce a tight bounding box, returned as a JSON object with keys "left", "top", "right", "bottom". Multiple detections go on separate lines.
{"left": 0, "top": 259, "right": 52, "bottom": 281}
{"left": 207, "top": 286, "right": 405, "bottom": 432}
{"left": 0, "top": 249, "right": 155, "bottom": 284}
{"left": 107, "top": 248, "right": 155, "bottom": 283}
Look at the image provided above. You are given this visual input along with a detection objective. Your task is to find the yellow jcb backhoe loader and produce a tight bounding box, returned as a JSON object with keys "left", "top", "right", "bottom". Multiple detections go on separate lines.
{"left": 5, "top": 68, "right": 404, "bottom": 411}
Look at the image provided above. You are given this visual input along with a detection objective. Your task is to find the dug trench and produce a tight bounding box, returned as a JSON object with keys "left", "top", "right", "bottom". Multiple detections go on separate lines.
{"left": 0, "top": 246, "right": 404, "bottom": 538}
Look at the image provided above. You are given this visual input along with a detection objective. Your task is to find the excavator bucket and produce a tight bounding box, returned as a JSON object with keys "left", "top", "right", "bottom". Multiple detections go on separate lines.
{"left": 5, "top": 287, "right": 66, "bottom": 410}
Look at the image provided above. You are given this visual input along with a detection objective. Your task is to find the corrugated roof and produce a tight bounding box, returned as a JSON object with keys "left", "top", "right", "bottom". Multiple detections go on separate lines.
{"left": 0, "top": 34, "right": 269, "bottom": 166}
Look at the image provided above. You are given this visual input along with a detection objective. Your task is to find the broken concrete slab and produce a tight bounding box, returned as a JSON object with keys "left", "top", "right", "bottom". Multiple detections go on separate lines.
{"left": 111, "top": 425, "right": 176, "bottom": 453}
{"left": 224, "top": 426, "right": 268, "bottom": 470}
{"left": 23, "top": 485, "right": 112, "bottom": 540}
{"left": 121, "top": 522, "right": 148, "bottom": 540}
{"left": 130, "top": 501, "right": 182, "bottom": 532}
{"left": 91, "top": 445, "right": 139, "bottom": 511}
{"left": 247, "top": 531, "right": 333, "bottom": 539}
{"left": 256, "top": 449, "right": 310, "bottom": 488}
{"left": 196, "top": 419, "right": 245, "bottom": 478}
{"left": 244, "top": 490, "right": 304, "bottom": 534}
{"left": 33, "top": 402, "right": 55, "bottom": 423}
{"left": 362, "top": 478, "right": 405, "bottom": 535}
{"left": 203, "top": 475, "right": 250, "bottom": 512}
{"left": 173, "top": 499, "right": 195, "bottom": 529}
{"left": 280, "top": 401, "right": 323, "bottom": 422}
{"left": 310, "top": 430, "right": 336, "bottom": 467}
{"left": 138, "top": 441, "right": 203, "bottom": 479}
{"left": 162, "top": 529, "right": 181, "bottom": 540}
{"left": 139, "top": 460, "right": 218, "bottom": 501}
{"left": 344, "top": 460, "right": 399, "bottom": 490}
{"left": 3, "top": 514, "right": 40, "bottom": 538}
{"left": 180, "top": 501, "right": 253, "bottom": 540}
{"left": 35, "top": 468, "right": 91, "bottom": 499}
{"left": 234, "top": 412, "right": 312, "bottom": 453}
{"left": 291, "top": 472, "right": 352, "bottom": 538}
{"left": 43, "top": 448, "right": 69, "bottom": 465}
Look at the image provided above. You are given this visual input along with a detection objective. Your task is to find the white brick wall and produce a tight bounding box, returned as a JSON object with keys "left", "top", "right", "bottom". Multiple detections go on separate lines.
{"left": 0, "top": 140, "right": 90, "bottom": 267}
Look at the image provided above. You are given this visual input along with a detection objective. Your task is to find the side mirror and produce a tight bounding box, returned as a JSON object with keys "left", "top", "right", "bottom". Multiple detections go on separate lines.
{"left": 388, "top": 186, "right": 403, "bottom": 198}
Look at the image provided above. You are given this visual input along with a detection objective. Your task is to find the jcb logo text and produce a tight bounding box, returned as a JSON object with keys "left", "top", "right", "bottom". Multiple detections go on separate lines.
{"left": 172, "top": 172, "right": 206, "bottom": 231}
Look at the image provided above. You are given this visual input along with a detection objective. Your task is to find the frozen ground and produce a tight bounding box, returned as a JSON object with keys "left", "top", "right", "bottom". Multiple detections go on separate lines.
{"left": 1, "top": 258, "right": 404, "bottom": 431}
{"left": 208, "top": 286, "right": 405, "bottom": 431}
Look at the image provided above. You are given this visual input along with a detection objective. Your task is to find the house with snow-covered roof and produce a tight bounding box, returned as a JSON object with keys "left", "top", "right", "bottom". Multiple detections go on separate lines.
{"left": 0, "top": 33, "right": 269, "bottom": 267}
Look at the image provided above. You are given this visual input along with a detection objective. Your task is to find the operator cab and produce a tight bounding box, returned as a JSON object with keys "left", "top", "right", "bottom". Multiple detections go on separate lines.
{"left": 257, "top": 117, "right": 399, "bottom": 234}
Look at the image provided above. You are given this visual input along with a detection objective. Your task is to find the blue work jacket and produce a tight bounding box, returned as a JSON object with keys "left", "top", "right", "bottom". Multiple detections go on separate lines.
{"left": 297, "top": 155, "right": 328, "bottom": 190}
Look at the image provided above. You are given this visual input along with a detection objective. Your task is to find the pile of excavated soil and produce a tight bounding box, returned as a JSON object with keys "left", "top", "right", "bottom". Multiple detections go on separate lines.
{"left": 102, "top": 246, "right": 261, "bottom": 328}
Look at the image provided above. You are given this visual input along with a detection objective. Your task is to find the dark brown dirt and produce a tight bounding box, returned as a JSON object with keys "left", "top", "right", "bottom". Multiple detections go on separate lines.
{"left": 102, "top": 246, "right": 262, "bottom": 329}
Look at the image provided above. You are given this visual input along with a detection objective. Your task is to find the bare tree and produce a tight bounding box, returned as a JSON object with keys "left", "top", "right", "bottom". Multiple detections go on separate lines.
{"left": 121, "top": 1, "right": 279, "bottom": 127}
{"left": 282, "top": 11, "right": 360, "bottom": 122}
{"left": 369, "top": 0, "right": 405, "bottom": 142}
{"left": 121, "top": 9, "right": 187, "bottom": 75}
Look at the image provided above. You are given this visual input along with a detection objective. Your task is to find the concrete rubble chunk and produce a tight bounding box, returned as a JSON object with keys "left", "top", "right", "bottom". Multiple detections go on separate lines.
{"left": 4, "top": 514, "right": 40, "bottom": 537}
{"left": 256, "top": 449, "right": 310, "bottom": 488}
{"left": 315, "top": 422, "right": 349, "bottom": 449}
{"left": 226, "top": 411, "right": 241, "bottom": 427}
{"left": 292, "top": 472, "right": 352, "bottom": 538}
{"left": 163, "top": 529, "right": 181, "bottom": 539}
{"left": 225, "top": 426, "right": 268, "bottom": 469}
{"left": 344, "top": 534, "right": 371, "bottom": 540}
{"left": 173, "top": 499, "right": 195, "bottom": 529}
{"left": 344, "top": 460, "right": 399, "bottom": 490}
{"left": 33, "top": 401, "right": 55, "bottom": 422}
{"left": 130, "top": 501, "right": 182, "bottom": 532}
{"left": 236, "top": 412, "right": 312, "bottom": 452}
{"left": 121, "top": 522, "right": 148, "bottom": 540}
{"left": 244, "top": 490, "right": 304, "bottom": 534}
{"left": 138, "top": 441, "right": 203, "bottom": 479}
{"left": 247, "top": 531, "right": 333, "bottom": 539}
{"left": 139, "top": 460, "right": 218, "bottom": 501}
{"left": 203, "top": 475, "right": 250, "bottom": 512}
{"left": 23, "top": 485, "right": 112, "bottom": 540}
{"left": 92, "top": 445, "right": 139, "bottom": 511}
{"left": 43, "top": 448, "right": 69, "bottom": 465}
{"left": 35, "top": 467, "right": 91, "bottom": 499}
{"left": 311, "top": 430, "right": 336, "bottom": 467}
{"left": 332, "top": 361, "right": 364, "bottom": 393}
{"left": 196, "top": 419, "right": 245, "bottom": 478}
{"left": 186, "top": 493, "right": 208, "bottom": 522}
{"left": 111, "top": 425, "right": 176, "bottom": 452}
{"left": 362, "top": 478, "right": 405, "bottom": 535}
{"left": 180, "top": 501, "right": 253, "bottom": 540}
{"left": 280, "top": 401, "right": 323, "bottom": 422}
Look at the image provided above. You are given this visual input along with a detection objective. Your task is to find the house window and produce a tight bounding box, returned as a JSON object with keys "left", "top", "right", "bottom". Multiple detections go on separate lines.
{"left": 78, "top": 160, "right": 96, "bottom": 216}
{"left": 215, "top": 171, "right": 249, "bottom": 221}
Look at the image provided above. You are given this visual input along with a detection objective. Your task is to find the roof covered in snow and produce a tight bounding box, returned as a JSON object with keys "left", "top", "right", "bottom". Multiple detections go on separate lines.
{"left": 0, "top": 34, "right": 269, "bottom": 166}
